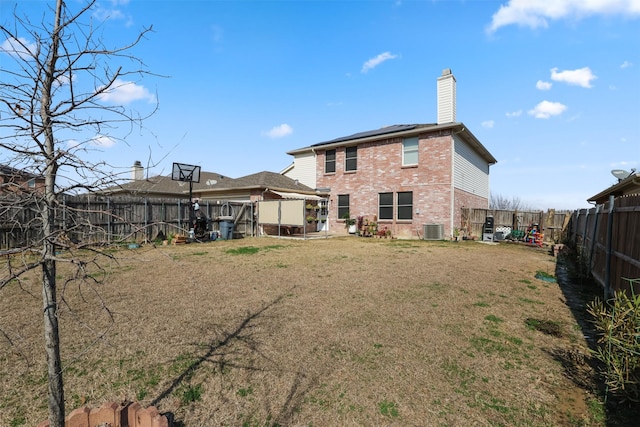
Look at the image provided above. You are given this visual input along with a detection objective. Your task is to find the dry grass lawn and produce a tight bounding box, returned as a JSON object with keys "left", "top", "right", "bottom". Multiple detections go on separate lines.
{"left": 0, "top": 237, "right": 610, "bottom": 426}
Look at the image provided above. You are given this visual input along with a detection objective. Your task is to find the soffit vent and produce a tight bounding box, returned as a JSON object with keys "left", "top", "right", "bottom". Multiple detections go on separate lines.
{"left": 423, "top": 224, "right": 444, "bottom": 240}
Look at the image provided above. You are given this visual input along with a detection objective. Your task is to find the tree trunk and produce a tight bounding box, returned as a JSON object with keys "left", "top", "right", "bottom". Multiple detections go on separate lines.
{"left": 42, "top": 256, "right": 64, "bottom": 426}
{"left": 41, "top": 1, "right": 65, "bottom": 425}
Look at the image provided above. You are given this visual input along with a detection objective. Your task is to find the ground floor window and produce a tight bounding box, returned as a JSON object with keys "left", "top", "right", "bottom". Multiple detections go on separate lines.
{"left": 397, "top": 191, "right": 413, "bottom": 220}
{"left": 378, "top": 192, "right": 393, "bottom": 220}
{"left": 337, "top": 194, "right": 350, "bottom": 220}
{"left": 376, "top": 191, "right": 413, "bottom": 220}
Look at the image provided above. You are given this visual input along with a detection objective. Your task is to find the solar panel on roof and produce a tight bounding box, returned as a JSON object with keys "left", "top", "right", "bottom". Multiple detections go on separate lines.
{"left": 311, "top": 124, "right": 417, "bottom": 147}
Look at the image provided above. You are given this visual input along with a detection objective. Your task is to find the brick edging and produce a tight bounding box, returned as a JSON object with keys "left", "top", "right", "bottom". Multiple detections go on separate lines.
{"left": 37, "top": 401, "right": 170, "bottom": 427}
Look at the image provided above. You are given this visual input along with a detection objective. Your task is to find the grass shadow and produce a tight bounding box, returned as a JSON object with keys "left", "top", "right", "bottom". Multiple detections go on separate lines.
{"left": 554, "top": 251, "right": 640, "bottom": 427}
{"left": 150, "top": 287, "right": 317, "bottom": 425}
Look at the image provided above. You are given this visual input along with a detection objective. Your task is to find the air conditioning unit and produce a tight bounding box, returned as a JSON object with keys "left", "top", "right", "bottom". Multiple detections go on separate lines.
{"left": 423, "top": 224, "right": 444, "bottom": 240}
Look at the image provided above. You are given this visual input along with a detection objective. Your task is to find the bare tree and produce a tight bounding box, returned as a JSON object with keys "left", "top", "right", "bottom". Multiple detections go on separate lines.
{"left": 0, "top": 1, "right": 155, "bottom": 425}
{"left": 489, "top": 193, "right": 532, "bottom": 211}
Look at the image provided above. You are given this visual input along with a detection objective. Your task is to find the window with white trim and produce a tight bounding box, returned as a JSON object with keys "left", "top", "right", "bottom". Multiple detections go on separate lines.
{"left": 402, "top": 137, "right": 419, "bottom": 166}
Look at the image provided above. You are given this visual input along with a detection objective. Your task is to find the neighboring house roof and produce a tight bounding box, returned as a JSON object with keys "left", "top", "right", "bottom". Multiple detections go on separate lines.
{"left": 199, "top": 171, "right": 315, "bottom": 195}
{"left": 101, "top": 170, "right": 317, "bottom": 198}
{"left": 0, "top": 164, "right": 43, "bottom": 180}
{"left": 287, "top": 122, "right": 497, "bottom": 165}
{"left": 101, "top": 171, "right": 230, "bottom": 197}
{"left": 588, "top": 172, "right": 640, "bottom": 205}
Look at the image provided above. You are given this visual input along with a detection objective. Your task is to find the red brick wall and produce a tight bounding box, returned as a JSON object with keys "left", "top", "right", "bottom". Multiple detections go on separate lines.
{"left": 453, "top": 188, "right": 489, "bottom": 238}
{"left": 317, "top": 133, "right": 457, "bottom": 239}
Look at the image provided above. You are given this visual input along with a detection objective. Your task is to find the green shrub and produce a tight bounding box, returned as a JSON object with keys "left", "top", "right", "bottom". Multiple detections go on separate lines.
{"left": 587, "top": 281, "right": 640, "bottom": 403}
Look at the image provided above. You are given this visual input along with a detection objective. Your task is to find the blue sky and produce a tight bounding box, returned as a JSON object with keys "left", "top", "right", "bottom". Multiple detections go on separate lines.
{"left": 2, "top": 0, "right": 639, "bottom": 210}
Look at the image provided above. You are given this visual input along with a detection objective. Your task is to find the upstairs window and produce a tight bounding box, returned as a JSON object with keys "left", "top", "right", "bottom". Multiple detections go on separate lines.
{"left": 337, "top": 194, "right": 350, "bottom": 220}
{"left": 402, "top": 137, "right": 419, "bottom": 166}
{"left": 397, "top": 191, "right": 413, "bottom": 220}
{"left": 27, "top": 178, "right": 36, "bottom": 188}
{"left": 378, "top": 192, "right": 393, "bottom": 220}
{"left": 345, "top": 146, "right": 357, "bottom": 172}
{"left": 325, "top": 149, "right": 336, "bottom": 173}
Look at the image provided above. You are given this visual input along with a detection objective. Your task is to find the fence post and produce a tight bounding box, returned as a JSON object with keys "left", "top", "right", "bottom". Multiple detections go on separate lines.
{"left": 144, "top": 197, "right": 148, "bottom": 242}
{"left": 107, "top": 197, "right": 111, "bottom": 243}
{"left": 604, "top": 195, "right": 615, "bottom": 299}
{"left": 588, "top": 205, "right": 600, "bottom": 282}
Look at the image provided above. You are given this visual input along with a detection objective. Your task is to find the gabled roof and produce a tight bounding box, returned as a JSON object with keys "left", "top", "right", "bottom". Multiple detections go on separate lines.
{"left": 101, "top": 171, "right": 230, "bottom": 196}
{"left": 311, "top": 124, "right": 421, "bottom": 146}
{"left": 101, "top": 170, "right": 317, "bottom": 198}
{"left": 197, "top": 171, "right": 316, "bottom": 195}
{"left": 288, "top": 122, "right": 497, "bottom": 165}
{"left": 588, "top": 172, "right": 640, "bottom": 205}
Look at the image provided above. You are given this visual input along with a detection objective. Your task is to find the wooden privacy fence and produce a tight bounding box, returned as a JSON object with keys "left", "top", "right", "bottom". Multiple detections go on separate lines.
{"left": 0, "top": 194, "right": 256, "bottom": 250}
{"left": 566, "top": 194, "right": 640, "bottom": 296}
{"left": 460, "top": 207, "right": 572, "bottom": 243}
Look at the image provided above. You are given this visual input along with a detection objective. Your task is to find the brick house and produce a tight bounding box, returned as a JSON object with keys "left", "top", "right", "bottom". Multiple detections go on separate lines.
{"left": 0, "top": 164, "right": 45, "bottom": 195}
{"left": 284, "top": 69, "right": 497, "bottom": 239}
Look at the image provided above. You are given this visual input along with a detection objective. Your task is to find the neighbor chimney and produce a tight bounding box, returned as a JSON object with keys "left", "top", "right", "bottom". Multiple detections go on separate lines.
{"left": 131, "top": 160, "right": 143, "bottom": 181}
{"left": 437, "top": 68, "right": 456, "bottom": 124}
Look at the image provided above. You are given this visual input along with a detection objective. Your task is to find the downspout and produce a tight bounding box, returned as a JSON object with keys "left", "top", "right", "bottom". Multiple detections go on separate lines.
{"left": 450, "top": 131, "right": 465, "bottom": 238}
{"left": 450, "top": 137, "right": 455, "bottom": 238}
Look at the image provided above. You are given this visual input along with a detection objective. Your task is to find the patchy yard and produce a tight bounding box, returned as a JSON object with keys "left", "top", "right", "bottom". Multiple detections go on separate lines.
{"left": 0, "top": 237, "right": 621, "bottom": 426}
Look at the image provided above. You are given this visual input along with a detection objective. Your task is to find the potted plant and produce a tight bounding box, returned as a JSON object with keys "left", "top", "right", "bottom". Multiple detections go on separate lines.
{"left": 342, "top": 212, "right": 357, "bottom": 234}
{"left": 306, "top": 215, "right": 316, "bottom": 223}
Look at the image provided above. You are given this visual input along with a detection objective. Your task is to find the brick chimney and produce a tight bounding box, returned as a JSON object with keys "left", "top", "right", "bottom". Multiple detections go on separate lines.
{"left": 437, "top": 68, "right": 456, "bottom": 124}
{"left": 131, "top": 160, "right": 143, "bottom": 181}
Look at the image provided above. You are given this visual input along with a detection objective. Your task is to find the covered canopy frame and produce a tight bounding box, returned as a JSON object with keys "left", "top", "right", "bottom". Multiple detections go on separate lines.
{"left": 257, "top": 190, "right": 328, "bottom": 239}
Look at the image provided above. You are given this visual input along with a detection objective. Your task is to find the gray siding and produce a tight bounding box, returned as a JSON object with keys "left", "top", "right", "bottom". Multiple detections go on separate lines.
{"left": 284, "top": 152, "right": 317, "bottom": 189}
{"left": 453, "top": 135, "right": 489, "bottom": 198}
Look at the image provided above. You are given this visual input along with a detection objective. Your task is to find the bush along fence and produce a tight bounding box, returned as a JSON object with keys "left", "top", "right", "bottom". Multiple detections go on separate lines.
{"left": 460, "top": 207, "right": 572, "bottom": 243}
{"left": 567, "top": 194, "right": 640, "bottom": 296}
{"left": 0, "top": 194, "right": 256, "bottom": 250}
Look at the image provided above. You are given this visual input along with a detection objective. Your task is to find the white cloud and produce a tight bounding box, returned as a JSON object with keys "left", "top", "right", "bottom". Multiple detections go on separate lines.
{"left": 506, "top": 110, "right": 523, "bottom": 118}
{"left": 536, "top": 80, "right": 552, "bottom": 90}
{"left": 550, "top": 67, "right": 597, "bottom": 88}
{"left": 481, "top": 120, "right": 495, "bottom": 128}
{"left": 621, "top": 60, "right": 633, "bottom": 68}
{"left": 90, "top": 134, "right": 116, "bottom": 148}
{"left": 263, "top": 124, "right": 293, "bottom": 139}
{"left": 94, "top": 1, "right": 133, "bottom": 26}
{"left": 97, "top": 79, "right": 156, "bottom": 104}
{"left": 487, "top": 0, "right": 640, "bottom": 33}
{"left": 66, "top": 139, "right": 80, "bottom": 149}
{"left": 528, "top": 100, "right": 567, "bottom": 118}
{"left": 0, "top": 37, "right": 37, "bottom": 60}
{"left": 361, "top": 52, "right": 399, "bottom": 73}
